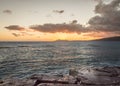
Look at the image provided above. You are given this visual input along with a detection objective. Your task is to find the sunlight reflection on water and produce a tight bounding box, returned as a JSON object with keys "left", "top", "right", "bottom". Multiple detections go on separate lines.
{"left": 0, "top": 41, "right": 120, "bottom": 78}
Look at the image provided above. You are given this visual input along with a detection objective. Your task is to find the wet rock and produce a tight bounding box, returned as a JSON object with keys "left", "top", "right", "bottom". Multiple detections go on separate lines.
{"left": 69, "top": 68, "right": 78, "bottom": 76}
{"left": 0, "top": 78, "right": 35, "bottom": 86}
{"left": 1, "top": 67, "right": 120, "bottom": 86}
{"left": 78, "top": 67, "right": 120, "bottom": 85}
{"left": 94, "top": 67, "right": 119, "bottom": 77}
{"left": 0, "top": 80, "right": 4, "bottom": 84}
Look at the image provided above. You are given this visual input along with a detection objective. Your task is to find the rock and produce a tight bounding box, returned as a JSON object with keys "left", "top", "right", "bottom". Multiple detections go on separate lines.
{"left": 61, "top": 75, "right": 76, "bottom": 84}
{"left": 94, "top": 67, "right": 119, "bottom": 77}
{"left": 1, "top": 67, "right": 120, "bottom": 86}
{"left": 0, "top": 80, "right": 4, "bottom": 84}
{"left": 0, "top": 78, "right": 35, "bottom": 86}
{"left": 69, "top": 69, "right": 78, "bottom": 76}
{"left": 77, "top": 67, "right": 120, "bottom": 85}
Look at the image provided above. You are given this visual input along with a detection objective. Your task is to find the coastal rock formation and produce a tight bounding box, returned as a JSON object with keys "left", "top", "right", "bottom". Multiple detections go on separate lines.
{"left": 0, "top": 67, "right": 120, "bottom": 86}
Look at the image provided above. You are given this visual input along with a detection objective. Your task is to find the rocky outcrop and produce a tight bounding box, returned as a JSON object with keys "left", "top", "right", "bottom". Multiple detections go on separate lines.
{"left": 0, "top": 67, "right": 120, "bottom": 86}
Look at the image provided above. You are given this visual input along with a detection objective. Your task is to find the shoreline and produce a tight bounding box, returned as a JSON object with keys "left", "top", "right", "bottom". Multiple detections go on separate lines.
{"left": 0, "top": 66, "right": 120, "bottom": 86}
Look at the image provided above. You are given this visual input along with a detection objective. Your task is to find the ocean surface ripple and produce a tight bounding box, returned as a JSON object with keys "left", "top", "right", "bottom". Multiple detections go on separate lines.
{"left": 0, "top": 41, "right": 120, "bottom": 79}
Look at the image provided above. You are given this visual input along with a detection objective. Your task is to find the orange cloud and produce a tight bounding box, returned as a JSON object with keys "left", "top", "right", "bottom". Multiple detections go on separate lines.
{"left": 29, "top": 23, "right": 87, "bottom": 34}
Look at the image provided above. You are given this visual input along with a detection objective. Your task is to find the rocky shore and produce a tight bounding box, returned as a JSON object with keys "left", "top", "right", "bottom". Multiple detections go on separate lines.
{"left": 0, "top": 67, "right": 120, "bottom": 86}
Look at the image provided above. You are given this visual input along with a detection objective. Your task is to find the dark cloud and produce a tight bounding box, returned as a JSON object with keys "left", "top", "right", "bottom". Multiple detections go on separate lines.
{"left": 71, "top": 20, "right": 78, "bottom": 24}
{"left": 5, "top": 25, "right": 25, "bottom": 31}
{"left": 29, "top": 23, "right": 87, "bottom": 34}
{"left": 5, "top": 21, "right": 88, "bottom": 34}
{"left": 12, "top": 32, "right": 33, "bottom": 37}
{"left": 88, "top": 0, "right": 120, "bottom": 33}
{"left": 3, "top": 10, "right": 12, "bottom": 14}
{"left": 12, "top": 33, "right": 21, "bottom": 37}
{"left": 53, "top": 10, "right": 64, "bottom": 14}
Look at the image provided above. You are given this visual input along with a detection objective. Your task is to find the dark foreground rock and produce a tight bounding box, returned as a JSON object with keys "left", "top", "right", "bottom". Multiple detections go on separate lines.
{"left": 0, "top": 67, "right": 120, "bottom": 86}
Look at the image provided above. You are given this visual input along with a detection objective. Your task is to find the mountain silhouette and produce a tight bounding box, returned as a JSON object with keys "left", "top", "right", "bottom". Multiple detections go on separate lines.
{"left": 95, "top": 36, "right": 120, "bottom": 41}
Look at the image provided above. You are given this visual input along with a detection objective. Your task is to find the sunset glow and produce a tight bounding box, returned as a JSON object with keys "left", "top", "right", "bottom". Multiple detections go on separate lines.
{"left": 0, "top": 0, "right": 119, "bottom": 41}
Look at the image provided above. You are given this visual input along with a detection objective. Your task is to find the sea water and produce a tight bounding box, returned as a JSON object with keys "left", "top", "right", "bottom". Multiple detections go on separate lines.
{"left": 0, "top": 41, "right": 120, "bottom": 79}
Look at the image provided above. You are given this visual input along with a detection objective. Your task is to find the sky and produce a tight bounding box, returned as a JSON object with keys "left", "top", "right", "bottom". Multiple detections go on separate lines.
{"left": 0, "top": 0, "right": 120, "bottom": 41}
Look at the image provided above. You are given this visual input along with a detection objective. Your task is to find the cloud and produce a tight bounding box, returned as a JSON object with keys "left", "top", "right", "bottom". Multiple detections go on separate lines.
{"left": 88, "top": 0, "right": 120, "bottom": 34}
{"left": 12, "top": 33, "right": 21, "bottom": 37}
{"left": 3, "top": 9, "right": 12, "bottom": 14}
{"left": 71, "top": 20, "right": 78, "bottom": 24}
{"left": 4, "top": 0, "right": 120, "bottom": 38}
{"left": 53, "top": 10, "right": 64, "bottom": 14}
{"left": 5, "top": 21, "right": 88, "bottom": 35}
{"left": 12, "top": 32, "right": 33, "bottom": 37}
{"left": 29, "top": 23, "right": 87, "bottom": 34}
{"left": 5, "top": 25, "right": 25, "bottom": 31}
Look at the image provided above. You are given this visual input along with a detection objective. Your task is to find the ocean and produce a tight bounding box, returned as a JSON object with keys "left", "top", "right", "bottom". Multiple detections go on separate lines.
{"left": 0, "top": 41, "right": 120, "bottom": 79}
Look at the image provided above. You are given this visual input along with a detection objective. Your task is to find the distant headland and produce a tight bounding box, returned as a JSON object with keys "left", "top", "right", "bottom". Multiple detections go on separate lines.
{"left": 94, "top": 36, "right": 120, "bottom": 41}
{"left": 54, "top": 36, "right": 120, "bottom": 42}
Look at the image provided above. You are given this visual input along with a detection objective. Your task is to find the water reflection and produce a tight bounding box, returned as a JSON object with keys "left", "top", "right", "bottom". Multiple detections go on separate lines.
{"left": 0, "top": 41, "right": 120, "bottom": 78}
